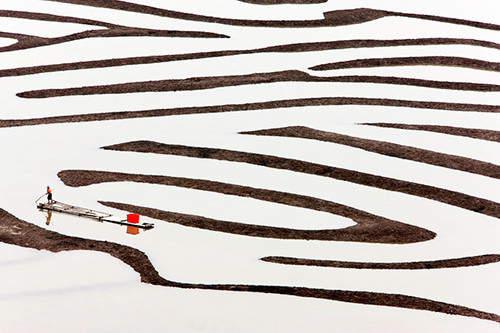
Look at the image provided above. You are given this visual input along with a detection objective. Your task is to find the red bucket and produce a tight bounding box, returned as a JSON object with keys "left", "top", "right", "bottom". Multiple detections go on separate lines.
{"left": 127, "top": 214, "right": 140, "bottom": 224}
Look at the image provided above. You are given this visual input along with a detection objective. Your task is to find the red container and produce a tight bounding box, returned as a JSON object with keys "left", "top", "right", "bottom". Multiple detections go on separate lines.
{"left": 127, "top": 214, "right": 140, "bottom": 224}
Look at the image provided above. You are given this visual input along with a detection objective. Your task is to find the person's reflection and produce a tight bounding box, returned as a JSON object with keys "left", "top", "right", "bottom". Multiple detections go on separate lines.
{"left": 45, "top": 210, "right": 52, "bottom": 225}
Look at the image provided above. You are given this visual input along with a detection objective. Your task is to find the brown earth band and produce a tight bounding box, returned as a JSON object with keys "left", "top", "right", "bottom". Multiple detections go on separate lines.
{"left": 261, "top": 254, "right": 500, "bottom": 269}
{"left": 242, "top": 126, "right": 500, "bottom": 179}
{"left": 0, "top": 207, "right": 497, "bottom": 322}
{"left": 47, "top": 1, "right": 500, "bottom": 31}
{"left": 0, "top": 9, "right": 227, "bottom": 53}
{"left": 363, "top": 123, "right": 500, "bottom": 143}
{"left": 1, "top": 97, "right": 500, "bottom": 129}
{"left": 57, "top": 169, "right": 435, "bottom": 244}
{"left": 16, "top": 70, "right": 500, "bottom": 99}
{"left": 1, "top": 38, "right": 499, "bottom": 79}
{"left": 102, "top": 140, "right": 500, "bottom": 220}
{"left": 310, "top": 56, "right": 500, "bottom": 71}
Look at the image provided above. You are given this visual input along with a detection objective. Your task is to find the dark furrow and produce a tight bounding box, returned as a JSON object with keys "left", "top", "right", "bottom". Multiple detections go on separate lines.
{"left": 364, "top": 123, "right": 500, "bottom": 143}
{"left": 311, "top": 56, "right": 500, "bottom": 71}
{"left": 0, "top": 10, "right": 227, "bottom": 52}
{"left": 385, "top": 9, "right": 500, "bottom": 31}
{"left": 261, "top": 254, "right": 500, "bottom": 269}
{"left": 242, "top": 126, "right": 500, "bottom": 179}
{"left": 47, "top": 0, "right": 500, "bottom": 31}
{"left": 1, "top": 28, "right": 227, "bottom": 53}
{"left": 16, "top": 70, "right": 500, "bottom": 99}
{"left": 0, "top": 31, "right": 49, "bottom": 51}
{"left": 1, "top": 38, "right": 499, "bottom": 78}
{"left": 1, "top": 97, "right": 500, "bottom": 128}
{"left": 102, "top": 140, "right": 500, "bottom": 220}
{"left": 46, "top": 3, "right": 387, "bottom": 28}
{"left": 0, "top": 208, "right": 497, "bottom": 323}
{"left": 0, "top": 9, "right": 118, "bottom": 28}
{"left": 57, "top": 169, "right": 435, "bottom": 244}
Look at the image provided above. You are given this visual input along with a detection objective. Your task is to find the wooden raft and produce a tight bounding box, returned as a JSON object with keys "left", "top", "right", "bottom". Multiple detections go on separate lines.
{"left": 37, "top": 201, "right": 154, "bottom": 229}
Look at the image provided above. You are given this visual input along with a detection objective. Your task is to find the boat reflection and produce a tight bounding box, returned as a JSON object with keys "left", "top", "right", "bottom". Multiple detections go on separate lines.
{"left": 127, "top": 226, "right": 140, "bottom": 235}
{"left": 45, "top": 210, "right": 52, "bottom": 226}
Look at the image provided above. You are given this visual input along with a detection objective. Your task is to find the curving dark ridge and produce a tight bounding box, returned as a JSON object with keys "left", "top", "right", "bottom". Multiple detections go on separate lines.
{"left": 2, "top": 97, "right": 500, "bottom": 129}
{"left": 47, "top": 0, "right": 500, "bottom": 31}
{"left": 1, "top": 38, "right": 499, "bottom": 79}
{"left": 310, "top": 56, "right": 500, "bottom": 72}
{"left": 16, "top": 70, "right": 500, "bottom": 99}
{"left": 45, "top": 3, "right": 387, "bottom": 28}
{"left": 57, "top": 169, "right": 435, "bottom": 244}
{"left": 0, "top": 208, "right": 497, "bottom": 323}
{"left": 261, "top": 254, "right": 500, "bottom": 269}
{"left": 0, "top": 10, "right": 227, "bottom": 53}
{"left": 364, "top": 123, "right": 500, "bottom": 143}
{"left": 102, "top": 140, "right": 500, "bottom": 220}
{"left": 242, "top": 126, "right": 500, "bottom": 179}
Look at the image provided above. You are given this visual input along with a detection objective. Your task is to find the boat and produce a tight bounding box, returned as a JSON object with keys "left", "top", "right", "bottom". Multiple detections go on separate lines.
{"left": 36, "top": 198, "right": 154, "bottom": 229}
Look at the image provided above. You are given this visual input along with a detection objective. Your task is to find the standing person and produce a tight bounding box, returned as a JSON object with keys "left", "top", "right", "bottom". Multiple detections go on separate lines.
{"left": 46, "top": 186, "right": 53, "bottom": 204}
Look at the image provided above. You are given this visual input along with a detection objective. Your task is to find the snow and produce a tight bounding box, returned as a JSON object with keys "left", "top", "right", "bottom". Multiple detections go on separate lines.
{"left": 0, "top": 0, "right": 499, "bottom": 332}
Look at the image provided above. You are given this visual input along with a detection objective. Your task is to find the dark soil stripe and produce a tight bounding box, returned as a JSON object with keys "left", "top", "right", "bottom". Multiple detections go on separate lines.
{"left": 0, "top": 208, "right": 497, "bottom": 323}
{"left": 2, "top": 28, "right": 227, "bottom": 53}
{"left": 0, "top": 10, "right": 226, "bottom": 53}
{"left": 47, "top": 1, "right": 500, "bottom": 31}
{"left": 46, "top": 3, "right": 387, "bottom": 28}
{"left": 1, "top": 97, "right": 500, "bottom": 129}
{"left": 0, "top": 9, "right": 117, "bottom": 28}
{"left": 1, "top": 38, "right": 498, "bottom": 78}
{"left": 0, "top": 10, "right": 227, "bottom": 52}
{"left": 102, "top": 140, "right": 500, "bottom": 220}
{"left": 16, "top": 70, "right": 500, "bottom": 99}
{"left": 311, "top": 56, "right": 500, "bottom": 71}
{"left": 99, "top": 200, "right": 430, "bottom": 243}
{"left": 57, "top": 170, "right": 435, "bottom": 244}
{"left": 364, "top": 123, "right": 500, "bottom": 143}
{"left": 261, "top": 254, "right": 500, "bottom": 269}
{"left": 242, "top": 126, "right": 500, "bottom": 179}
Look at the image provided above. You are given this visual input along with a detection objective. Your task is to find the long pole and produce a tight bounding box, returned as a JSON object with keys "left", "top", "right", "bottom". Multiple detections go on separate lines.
{"left": 35, "top": 192, "right": 46, "bottom": 204}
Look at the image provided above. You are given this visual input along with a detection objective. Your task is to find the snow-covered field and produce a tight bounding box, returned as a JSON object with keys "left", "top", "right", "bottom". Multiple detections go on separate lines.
{"left": 0, "top": 0, "right": 499, "bottom": 332}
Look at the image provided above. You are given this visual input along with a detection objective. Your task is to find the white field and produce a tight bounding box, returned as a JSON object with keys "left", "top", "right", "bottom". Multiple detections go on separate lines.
{"left": 0, "top": 1, "right": 499, "bottom": 332}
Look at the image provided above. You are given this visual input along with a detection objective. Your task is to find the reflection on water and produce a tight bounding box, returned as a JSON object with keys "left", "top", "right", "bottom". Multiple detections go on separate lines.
{"left": 127, "top": 226, "right": 139, "bottom": 235}
{"left": 45, "top": 210, "right": 52, "bottom": 226}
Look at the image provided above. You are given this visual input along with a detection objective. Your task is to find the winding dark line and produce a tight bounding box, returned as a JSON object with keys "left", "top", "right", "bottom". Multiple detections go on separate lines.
{"left": 311, "top": 56, "right": 500, "bottom": 71}
{"left": 0, "top": 9, "right": 117, "bottom": 28}
{"left": 261, "top": 254, "right": 500, "bottom": 269}
{"left": 0, "top": 208, "right": 497, "bottom": 323}
{"left": 1, "top": 38, "right": 499, "bottom": 79}
{"left": 1, "top": 28, "right": 227, "bottom": 53}
{"left": 46, "top": 3, "right": 387, "bottom": 28}
{"left": 16, "top": 70, "right": 500, "bottom": 99}
{"left": 47, "top": 0, "right": 500, "bottom": 31}
{"left": 242, "top": 126, "right": 500, "bottom": 179}
{"left": 58, "top": 169, "right": 435, "bottom": 244}
{"left": 102, "top": 140, "right": 500, "bottom": 220}
{"left": 1, "top": 97, "right": 500, "bottom": 129}
{"left": 363, "top": 123, "right": 500, "bottom": 143}
{"left": 0, "top": 10, "right": 227, "bottom": 52}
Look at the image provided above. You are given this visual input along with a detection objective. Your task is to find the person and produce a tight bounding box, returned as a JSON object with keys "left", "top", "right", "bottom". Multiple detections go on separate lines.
{"left": 46, "top": 186, "right": 53, "bottom": 204}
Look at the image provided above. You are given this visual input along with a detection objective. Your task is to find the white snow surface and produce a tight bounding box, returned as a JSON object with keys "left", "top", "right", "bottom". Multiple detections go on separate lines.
{"left": 0, "top": 1, "right": 499, "bottom": 332}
